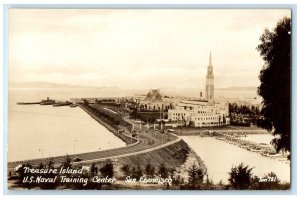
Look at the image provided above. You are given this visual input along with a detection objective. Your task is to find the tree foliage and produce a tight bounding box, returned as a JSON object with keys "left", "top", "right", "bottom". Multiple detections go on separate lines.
{"left": 131, "top": 165, "right": 143, "bottom": 180}
{"left": 158, "top": 163, "right": 168, "bottom": 178}
{"left": 256, "top": 17, "right": 291, "bottom": 154}
{"left": 145, "top": 163, "right": 155, "bottom": 177}
{"left": 228, "top": 163, "right": 254, "bottom": 190}
{"left": 188, "top": 163, "right": 204, "bottom": 185}
{"left": 121, "top": 164, "right": 131, "bottom": 177}
{"left": 99, "top": 160, "right": 114, "bottom": 178}
{"left": 63, "top": 155, "right": 72, "bottom": 168}
{"left": 90, "top": 163, "right": 98, "bottom": 175}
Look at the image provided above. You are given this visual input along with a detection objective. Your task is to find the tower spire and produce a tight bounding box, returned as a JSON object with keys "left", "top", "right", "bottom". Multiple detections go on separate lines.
{"left": 206, "top": 51, "right": 214, "bottom": 101}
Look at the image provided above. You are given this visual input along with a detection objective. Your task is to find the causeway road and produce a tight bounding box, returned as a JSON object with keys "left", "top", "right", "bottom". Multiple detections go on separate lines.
{"left": 8, "top": 106, "right": 178, "bottom": 169}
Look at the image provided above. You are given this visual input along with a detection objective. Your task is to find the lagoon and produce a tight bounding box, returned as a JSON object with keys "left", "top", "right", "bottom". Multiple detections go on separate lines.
{"left": 181, "top": 136, "right": 290, "bottom": 184}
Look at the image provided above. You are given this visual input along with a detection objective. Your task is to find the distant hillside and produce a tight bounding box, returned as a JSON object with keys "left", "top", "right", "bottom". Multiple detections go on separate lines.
{"left": 159, "top": 86, "right": 257, "bottom": 93}
{"left": 159, "top": 86, "right": 257, "bottom": 91}
{"left": 9, "top": 82, "right": 258, "bottom": 94}
{"left": 216, "top": 86, "right": 257, "bottom": 91}
{"left": 9, "top": 82, "right": 74, "bottom": 88}
{"left": 8, "top": 82, "right": 118, "bottom": 90}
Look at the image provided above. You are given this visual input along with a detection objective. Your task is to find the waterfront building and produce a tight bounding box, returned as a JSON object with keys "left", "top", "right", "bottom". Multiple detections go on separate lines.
{"left": 167, "top": 53, "right": 230, "bottom": 127}
{"left": 168, "top": 100, "right": 229, "bottom": 127}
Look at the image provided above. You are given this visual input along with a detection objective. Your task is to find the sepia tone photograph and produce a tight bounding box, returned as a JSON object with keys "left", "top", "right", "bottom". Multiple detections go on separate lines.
{"left": 7, "top": 8, "right": 291, "bottom": 191}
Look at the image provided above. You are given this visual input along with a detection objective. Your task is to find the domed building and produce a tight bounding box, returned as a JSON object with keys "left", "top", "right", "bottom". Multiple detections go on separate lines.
{"left": 145, "top": 89, "right": 163, "bottom": 103}
{"left": 136, "top": 89, "right": 173, "bottom": 112}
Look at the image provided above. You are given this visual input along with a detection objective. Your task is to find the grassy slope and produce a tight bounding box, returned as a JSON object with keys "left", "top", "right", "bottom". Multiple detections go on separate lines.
{"left": 117, "top": 140, "right": 189, "bottom": 168}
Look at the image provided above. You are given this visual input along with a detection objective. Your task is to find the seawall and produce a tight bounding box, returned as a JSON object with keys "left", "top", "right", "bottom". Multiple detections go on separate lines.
{"left": 78, "top": 104, "right": 137, "bottom": 145}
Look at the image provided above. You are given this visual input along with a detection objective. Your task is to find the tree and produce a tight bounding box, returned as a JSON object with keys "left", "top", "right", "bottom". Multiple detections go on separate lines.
{"left": 228, "top": 163, "right": 254, "bottom": 190}
{"left": 158, "top": 163, "right": 168, "bottom": 178}
{"left": 90, "top": 163, "right": 98, "bottom": 175}
{"left": 83, "top": 99, "right": 89, "bottom": 105}
{"left": 47, "top": 160, "right": 54, "bottom": 169}
{"left": 173, "top": 175, "right": 182, "bottom": 186}
{"left": 99, "top": 160, "right": 114, "bottom": 178}
{"left": 256, "top": 17, "right": 291, "bottom": 155}
{"left": 63, "top": 155, "right": 72, "bottom": 168}
{"left": 187, "top": 163, "right": 204, "bottom": 185}
{"left": 131, "top": 165, "right": 143, "bottom": 180}
{"left": 38, "top": 162, "right": 44, "bottom": 169}
{"left": 144, "top": 163, "right": 155, "bottom": 177}
{"left": 121, "top": 164, "right": 131, "bottom": 177}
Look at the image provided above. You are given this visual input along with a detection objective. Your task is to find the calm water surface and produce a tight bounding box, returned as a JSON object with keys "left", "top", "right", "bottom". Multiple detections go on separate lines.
{"left": 8, "top": 88, "right": 128, "bottom": 162}
{"left": 181, "top": 136, "right": 290, "bottom": 184}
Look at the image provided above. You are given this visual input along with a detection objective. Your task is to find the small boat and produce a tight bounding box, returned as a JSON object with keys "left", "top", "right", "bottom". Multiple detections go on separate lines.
{"left": 40, "top": 97, "right": 56, "bottom": 105}
{"left": 40, "top": 100, "right": 55, "bottom": 105}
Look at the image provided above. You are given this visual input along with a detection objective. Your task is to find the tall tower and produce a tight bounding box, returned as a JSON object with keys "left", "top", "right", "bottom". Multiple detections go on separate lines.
{"left": 206, "top": 52, "right": 214, "bottom": 101}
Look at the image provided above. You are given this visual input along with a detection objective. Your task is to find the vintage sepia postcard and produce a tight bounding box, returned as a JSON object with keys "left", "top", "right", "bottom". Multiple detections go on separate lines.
{"left": 6, "top": 7, "right": 292, "bottom": 191}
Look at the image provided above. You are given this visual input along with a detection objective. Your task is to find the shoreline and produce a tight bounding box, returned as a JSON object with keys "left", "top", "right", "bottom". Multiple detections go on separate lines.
{"left": 181, "top": 135, "right": 290, "bottom": 184}
{"left": 8, "top": 102, "right": 207, "bottom": 190}
{"left": 7, "top": 104, "right": 180, "bottom": 168}
{"left": 7, "top": 104, "right": 138, "bottom": 167}
{"left": 212, "top": 133, "right": 289, "bottom": 161}
{"left": 78, "top": 104, "right": 137, "bottom": 145}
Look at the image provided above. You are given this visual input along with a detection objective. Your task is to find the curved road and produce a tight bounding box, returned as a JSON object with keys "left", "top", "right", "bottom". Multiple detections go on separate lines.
{"left": 8, "top": 106, "right": 178, "bottom": 169}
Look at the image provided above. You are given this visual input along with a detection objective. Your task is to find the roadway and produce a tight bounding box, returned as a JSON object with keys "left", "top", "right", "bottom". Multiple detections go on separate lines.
{"left": 7, "top": 106, "right": 177, "bottom": 169}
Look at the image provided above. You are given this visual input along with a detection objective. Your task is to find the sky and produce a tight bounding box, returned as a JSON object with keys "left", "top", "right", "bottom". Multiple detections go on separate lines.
{"left": 9, "top": 9, "right": 291, "bottom": 90}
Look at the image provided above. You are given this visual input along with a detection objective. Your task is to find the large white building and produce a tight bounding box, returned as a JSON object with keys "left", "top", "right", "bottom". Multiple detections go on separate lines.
{"left": 167, "top": 53, "right": 230, "bottom": 127}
